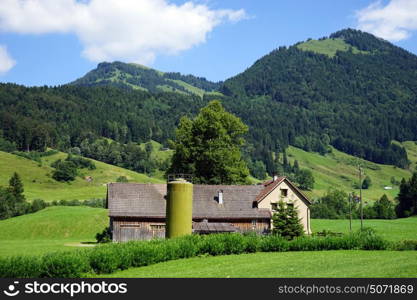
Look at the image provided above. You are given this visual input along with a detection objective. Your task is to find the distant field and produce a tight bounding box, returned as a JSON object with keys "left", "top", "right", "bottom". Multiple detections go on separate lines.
{"left": 97, "top": 251, "right": 417, "bottom": 278}
{"left": 0, "top": 150, "right": 163, "bottom": 201}
{"left": 287, "top": 142, "right": 416, "bottom": 201}
{"left": 296, "top": 38, "right": 368, "bottom": 57}
{"left": 311, "top": 217, "right": 417, "bottom": 242}
{"left": 0, "top": 206, "right": 108, "bottom": 257}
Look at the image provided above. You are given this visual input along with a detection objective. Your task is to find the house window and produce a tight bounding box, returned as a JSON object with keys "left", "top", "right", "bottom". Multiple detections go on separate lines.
{"left": 150, "top": 224, "right": 165, "bottom": 231}
{"left": 271, "top": 203, "right": 278, "bottom": 211}
{"left": 281, "top": 189, "right": 288, "bottom": 197}
{"left": 251, "top": 220, "right": 257, "bottom": 229}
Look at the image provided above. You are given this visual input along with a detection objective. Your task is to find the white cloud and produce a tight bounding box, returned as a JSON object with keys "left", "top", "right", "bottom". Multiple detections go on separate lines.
{"left": 356, "top": 0, "right": 417, "bottom": 41}
{"left": 0, "top": 0, "right": 246, "bottom": 64}
{"left": 0, "top": 45, "right": 16, "bottom": 74}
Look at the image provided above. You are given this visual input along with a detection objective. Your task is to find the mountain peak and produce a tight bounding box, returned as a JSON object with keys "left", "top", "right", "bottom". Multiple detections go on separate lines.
{"left": 72, "top": 61, "right": 220, "bottom": 96}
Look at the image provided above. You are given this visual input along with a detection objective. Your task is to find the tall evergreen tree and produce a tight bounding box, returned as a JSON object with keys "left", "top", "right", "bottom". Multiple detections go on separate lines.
{"left": 272, "top": 201, "right": 304, "bottom": 239}
{"left": 8, "top": 172, "right": 24, "bottom": 203}
{"left": 396, "top": 173, "right": 417, "bottom": 217}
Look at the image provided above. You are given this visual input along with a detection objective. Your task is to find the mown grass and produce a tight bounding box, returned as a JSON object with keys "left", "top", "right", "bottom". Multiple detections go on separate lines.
{"left": 296, "top": 38, "right": 368, "bottom": 57}
{"left": 0, "top": 150, "right": 163, "bottom": 201}
{"left": 0, "top": 206, "right": 108, "bottom": 257}
{"left": 287, "top": 143, "right": 415, "bottom": 201}
{"left": 97, "top": 250, "right": 417, "bottom": 278}
{"left": 311, "top": 217, "right": 417, "bottom": 242}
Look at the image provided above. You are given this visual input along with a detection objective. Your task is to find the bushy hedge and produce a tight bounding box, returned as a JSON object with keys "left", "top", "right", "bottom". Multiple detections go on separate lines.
{"left": 0, "top": 230, "right": 397, "bottom": 278}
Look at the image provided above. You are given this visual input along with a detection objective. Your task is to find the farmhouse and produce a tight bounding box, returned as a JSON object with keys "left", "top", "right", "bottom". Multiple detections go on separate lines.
{"left": 107, "top": 176, "right": 311, "bottom": 241}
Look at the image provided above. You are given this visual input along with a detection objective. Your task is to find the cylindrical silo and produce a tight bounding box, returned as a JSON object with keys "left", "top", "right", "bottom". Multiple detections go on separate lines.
{"left": 165, "top": 179, "right": 193, "bottom": 238}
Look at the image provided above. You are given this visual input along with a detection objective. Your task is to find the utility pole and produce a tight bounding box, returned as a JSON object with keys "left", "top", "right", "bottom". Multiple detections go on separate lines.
{"left": 359, "top": 165, "right": 363, "bottom": 230}
{"left": 348, "top": 192, "right": 352, "bottom": 232}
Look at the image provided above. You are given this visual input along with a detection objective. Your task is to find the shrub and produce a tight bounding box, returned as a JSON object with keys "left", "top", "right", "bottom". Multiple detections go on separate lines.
{"left": 52, "top": 160, "right": 77, "bottom": 182}
{"left": 393, "top": 240, "right": 417, "bottom": 251}
{"left": 0, "top": 256, "right": 41, "bottom": 278}
{"left": 259, "top": 235, "right": 289, "bottom": 252}
{"left": 40, "top": 251, "right": 90, "bottom": 278}
{"left": 116, "top": 176, "right": 129, "bottom": 183}
{"left": 88, "top": 246, "right": 121, "bottom": 274}
{"left": 96, "top": 227, "right": 112, "bottom": 243}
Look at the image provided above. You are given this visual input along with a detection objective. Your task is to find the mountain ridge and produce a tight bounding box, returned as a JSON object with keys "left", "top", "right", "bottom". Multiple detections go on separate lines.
{"left": 71, "top": 61, "right": 222, "bottom": 97}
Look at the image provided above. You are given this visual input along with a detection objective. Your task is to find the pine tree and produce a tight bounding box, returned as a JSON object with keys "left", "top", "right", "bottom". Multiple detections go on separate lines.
{"left": 272, "top": 201, "right": 304, "bottom": 239}
{"left": 282, "top": 149, "right": 289, "bottom": 173}
{"left": 362, "top": 176, "right": 372, "bottom": 189}
{"left": 396, "top": 173, "right": 417, "bottom": 217}
{"left": 293, "top": 160, "right": 300, "bottom": 173}
{"left": 8, "top": 172, "right": 24, "bottom": 203}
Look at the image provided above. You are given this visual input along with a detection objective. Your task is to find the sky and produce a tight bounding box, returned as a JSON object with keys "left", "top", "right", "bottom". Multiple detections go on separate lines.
{"left": 0, "top": 0, "right": 417, "bottom": 86}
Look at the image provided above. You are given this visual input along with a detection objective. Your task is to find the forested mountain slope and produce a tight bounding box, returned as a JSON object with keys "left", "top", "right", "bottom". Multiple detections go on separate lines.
{"left": 221, "top": 29, "right": 417, "bottom": 168}
{"left": 1, "top": 29, "right": 416, "bottom": 176}
{"left": 71, "top": 61, "right": 221, "bottom": 96}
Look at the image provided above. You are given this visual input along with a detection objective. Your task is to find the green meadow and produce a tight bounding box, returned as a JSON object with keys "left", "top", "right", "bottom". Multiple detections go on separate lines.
{"left": 311, "top": 217, "right": 417, "bottom": 242}
{"left": 287, "top": 142, "right": 416, "bottom": 201}
{"left": 296, "top": 38, "right": 369, "bottom": 57}
{"left": 0, "top": 206, "right": 108, "bottom": 257}
{"left": 98, "top": 251, "right": 417, "bottom": 278}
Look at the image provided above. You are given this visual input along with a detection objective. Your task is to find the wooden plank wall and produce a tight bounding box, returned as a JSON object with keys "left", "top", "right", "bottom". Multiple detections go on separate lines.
{"left": 111, "top": 217, "right": 271, "bottom": 241}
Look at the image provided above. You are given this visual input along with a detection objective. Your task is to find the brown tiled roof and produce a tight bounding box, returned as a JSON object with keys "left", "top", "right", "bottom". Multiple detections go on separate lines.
{"left": 108, "top": 183, "right": 271, "bottom": 219}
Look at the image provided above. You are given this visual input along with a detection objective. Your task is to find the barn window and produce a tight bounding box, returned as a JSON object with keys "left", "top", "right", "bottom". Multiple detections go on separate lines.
{"left": 150, "top": 224, "right": 165, "bottom": 231}
{"left": 252, "top": 201, "right": 258, "bottom": 208}
{"left": 120, "top": 224, "right": 141, "bottom": 228}
{"left": 251, "top": 220, "right": 257, "bottom": 229}
{"left": 281, "top": 189, "right": 288, "bottom": 197}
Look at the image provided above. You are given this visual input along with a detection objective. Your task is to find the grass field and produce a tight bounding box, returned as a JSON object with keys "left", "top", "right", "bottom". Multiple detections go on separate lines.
{"left": 311, "top": 217, "right": 417, "bottom": 242}
{"left": 296, "top": 38, "right": 368, "bottom": 57}
{"left": 96, "top": 251, "right": 417, "bottom": 278}
{"left": 0, "top": 150, "right": 163, "bottom": 201}
{"left": 287, "top": 143, "right": 416, "bottom": 201}
{"left": 0, "top": 206, "right": 108, "bottom": 257}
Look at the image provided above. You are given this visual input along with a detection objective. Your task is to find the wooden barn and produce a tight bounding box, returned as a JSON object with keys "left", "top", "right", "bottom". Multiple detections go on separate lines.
{"left": 107, "top": 176, "right": 311, "bottom": 241}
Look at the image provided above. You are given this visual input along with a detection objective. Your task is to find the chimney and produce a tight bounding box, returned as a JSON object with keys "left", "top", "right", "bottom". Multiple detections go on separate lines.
{"left": 273, "top": 175, "right": 278, "bottom": 182}
{"left": 218, "top": 190, "right": 223, "bottom": 205}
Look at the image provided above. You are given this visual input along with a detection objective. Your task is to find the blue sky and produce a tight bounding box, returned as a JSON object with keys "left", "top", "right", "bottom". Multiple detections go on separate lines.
{"left": 0, "top": 0, "right": 416, "bottom": 86}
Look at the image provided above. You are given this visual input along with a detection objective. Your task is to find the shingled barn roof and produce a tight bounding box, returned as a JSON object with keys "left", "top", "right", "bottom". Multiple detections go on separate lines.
{"left": 107, "top": 183, "right": 271, "bottom": 219}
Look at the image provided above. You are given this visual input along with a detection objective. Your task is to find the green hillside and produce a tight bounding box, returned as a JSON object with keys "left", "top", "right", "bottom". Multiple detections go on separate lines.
{"left": 0, "top": 206, "right": 108, "bottom": 256}
{"left": 1, "top": 140, "right": 415, "bottom": 202}
{"left": 71, "top": 61, "right": 220, "bottom": 96}
{"left": 287, "top": 142, "right": 416, "bottom": 201}
{"left": 0, "top": 150, "right": 163, "bottom": 201}
{"left": 296, "top": 38, "right": 368, "bottom": 57}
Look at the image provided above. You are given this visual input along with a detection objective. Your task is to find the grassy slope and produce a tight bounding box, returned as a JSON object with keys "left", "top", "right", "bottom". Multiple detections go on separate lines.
{"left": 0, "top": 150, "right": 163, "bottom": 201}
{"left": 296, "top": 38, "right": 368, "bottom": 57}
{"left": 311, "top": 217, "right": 417, "bottom": 242}
{"left": 287, "top": 143, "right": 415, "bottom": 201}
{"left": 98, "top": 251, "right": 417, "bottom": 278}
{"left": 0, "top": 206, "right": 108, "bottom": 257}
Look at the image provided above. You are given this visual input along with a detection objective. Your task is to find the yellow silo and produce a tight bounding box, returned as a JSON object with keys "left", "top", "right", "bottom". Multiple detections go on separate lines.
{"left": 165, "top": 179, "right": 193, "bottom": 238}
